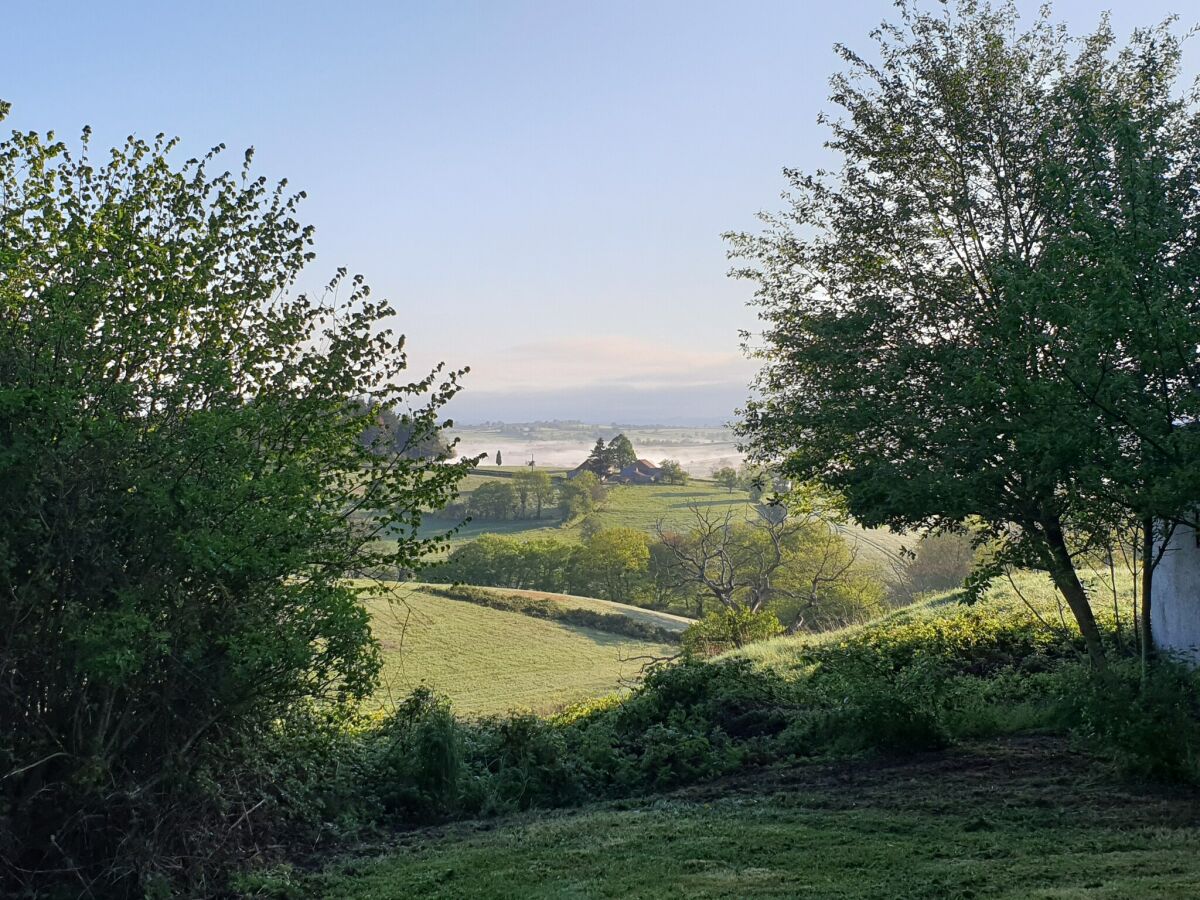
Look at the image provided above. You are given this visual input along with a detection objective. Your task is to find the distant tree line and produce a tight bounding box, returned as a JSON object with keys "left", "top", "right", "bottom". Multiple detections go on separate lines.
{"left": 430, "top": 505, "right": 888, "bottom": 632}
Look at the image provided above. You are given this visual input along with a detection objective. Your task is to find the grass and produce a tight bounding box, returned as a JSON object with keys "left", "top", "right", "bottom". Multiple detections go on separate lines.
{"left": 358, "top": 582, "right": 676, "bottom": 716}
{"left": 725, "top": 567, "right": 1136, "bottom": 673}
{"left": 421, "top": 474, "right": 907, "bottom": 565}
{"left": 282, "top": 737, "right": 1200, "bottom": 899}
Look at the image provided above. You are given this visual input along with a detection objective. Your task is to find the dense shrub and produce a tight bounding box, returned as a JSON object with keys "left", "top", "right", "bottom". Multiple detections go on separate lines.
{"left": 0, "top": 122, "right": 469, "bottom": 895}
{"left": 681, "top": 607, "right": 785, "bottom": 657}
{"left": 1059, "top": 659, "right": 1200, "bottom": 781}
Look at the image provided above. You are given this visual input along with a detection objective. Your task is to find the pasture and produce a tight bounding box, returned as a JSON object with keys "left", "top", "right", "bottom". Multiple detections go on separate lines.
{"left": 359, "top": 582, "right": 679, "bottom": 715}
{"left": 422, "top": 470, "right": 908, "bottom": 566}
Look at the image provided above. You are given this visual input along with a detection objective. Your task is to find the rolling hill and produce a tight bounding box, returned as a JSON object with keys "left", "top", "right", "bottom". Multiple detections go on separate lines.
{"left": 358, "top": 582, "right": 682, "bottom": 716}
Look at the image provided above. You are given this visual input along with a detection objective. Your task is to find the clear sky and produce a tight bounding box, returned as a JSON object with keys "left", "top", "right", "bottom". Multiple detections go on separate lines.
{"left": 2, "top": 1, "right": 1194, "bottom": 424}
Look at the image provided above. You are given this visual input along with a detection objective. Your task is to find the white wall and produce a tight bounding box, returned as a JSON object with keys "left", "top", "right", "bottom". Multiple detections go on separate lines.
{"left": 1152, "top": 522, "right": 1200, "bottom": 664}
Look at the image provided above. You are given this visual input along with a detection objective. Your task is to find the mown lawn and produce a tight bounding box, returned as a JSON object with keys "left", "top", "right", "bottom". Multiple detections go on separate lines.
{"left": 284, "top": 737, "right": 1200, "bottom": 899}
{"left": 359, "top": 583, "right": 676, "bottom": 715}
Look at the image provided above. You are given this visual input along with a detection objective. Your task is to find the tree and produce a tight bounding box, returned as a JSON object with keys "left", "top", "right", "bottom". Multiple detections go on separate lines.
{"left": 511, "top": 468, "right": 533, "bottom": 518}
{"left": 356, "top": 402, "right": 451, "bottom": 459}
{"left": 730, "top": 2, "right": 1200, "bottom": 668}
{"left": 583, "top": 437, "right": 611, "bottom": 477}
{"left": 469, "top": 480, "right": 518, "bottom": 520}
{"left": 607, "top": 433, "right": 638, "bottom": 470}
{"left": 581, "top": 527, "right": 651, "bottom": 600}
{"left": 531, "top": 470, "right": 556, "bottom": 518}
{"left": 0, "top": 116, "right": 472, "bottom": 893}
{"left": 495, "top": 450, "right": 503, "bottom": 466}
{"left": 713, "top": 466, "right": 741, "bottom": 493}
{"left": 558, "top": 471, "right": 604, "bottom": 521}
{"left": 659, "top": 458, "right": 689, "bottom": 485}
{"left": 656, "top": 504, "right": 884, "bottom": 631}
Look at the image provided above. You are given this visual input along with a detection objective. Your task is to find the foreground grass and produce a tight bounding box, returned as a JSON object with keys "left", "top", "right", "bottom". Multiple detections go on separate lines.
{"left": 280, "top": 737, "right": 1200, "bottom": 899}
{"left": 360, "top": 583, "right": 675, "bottom": 715}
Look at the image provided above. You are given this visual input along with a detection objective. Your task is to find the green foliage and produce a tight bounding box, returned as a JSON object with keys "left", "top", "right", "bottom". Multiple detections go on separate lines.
{"left": 606, "top": 433, "right": 637, "bottom": 470}
{"left": 0, "top": 120, "right": 470, "bottom": 895}
{"left": 712, "top": 465, "right": 741, "bottom": 493}
{"left": 899, "top": 530, "right": 978, "bottom": 599}
{"left": 558, "top": 470, "right": 602, "bottom": 521}
{"left": 658, "top": 458, "right": 689, "bottom": 484}
{"left": 1059, "top": 660, "right": 1200, "bottom": 781}
{"left": 682, "top": 607, "right": 784, "bottom": 657}
{"left": 511, "top": 468, "right": 555, "bottom": 518}
{"left": 731, "top": 0, "right": 1200, "bottom": 667}
{"left": 274, "top": 737, "right": 1200, "bottom": 899}
{"left": 468, "top": 480, "right": 518, "bottom": 520}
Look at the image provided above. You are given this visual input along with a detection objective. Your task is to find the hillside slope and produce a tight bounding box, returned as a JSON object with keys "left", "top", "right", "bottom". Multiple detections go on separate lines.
{"left": 360, "top": 583, "right": 676, "bottom": 716}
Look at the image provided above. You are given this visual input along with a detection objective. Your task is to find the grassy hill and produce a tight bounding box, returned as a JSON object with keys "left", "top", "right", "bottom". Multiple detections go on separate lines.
{"left": 359, "top": 582, "right": 679, "bottom": 716}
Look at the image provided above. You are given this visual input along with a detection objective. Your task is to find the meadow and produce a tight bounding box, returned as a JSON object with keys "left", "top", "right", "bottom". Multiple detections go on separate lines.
{"left": 421, "top": 468, "right": 908, "bottom": 565}
{"left": 360, "top": 582, "right": 680, "bottom": 715}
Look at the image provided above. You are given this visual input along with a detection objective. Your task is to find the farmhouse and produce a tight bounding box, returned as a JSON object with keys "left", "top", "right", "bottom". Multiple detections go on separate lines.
{"left": 613, "top": 459, "right": 663, "bottom": 484}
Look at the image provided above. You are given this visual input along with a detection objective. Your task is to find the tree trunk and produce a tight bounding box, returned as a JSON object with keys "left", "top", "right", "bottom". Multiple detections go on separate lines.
{"left": 1041, "top": 516, "right": 1107, "bottom": 669}
{"left": 1141, "top": 516, "right": 1154, "bottom": 677}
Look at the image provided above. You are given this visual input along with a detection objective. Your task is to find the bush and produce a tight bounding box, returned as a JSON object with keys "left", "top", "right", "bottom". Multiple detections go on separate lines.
{"left": 682, "top": 607, "right": 784, "bottom": 657}
{"left": 0, "top": 120, "right": 470, "bottom": 895}
{"left": 1059, "top": 659, "right": 1200, "bottom": 781}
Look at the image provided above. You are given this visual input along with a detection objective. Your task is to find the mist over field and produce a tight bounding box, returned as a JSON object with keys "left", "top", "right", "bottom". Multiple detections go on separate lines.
{"left": 449, "top": 423, "right": 743, "bottom": 476}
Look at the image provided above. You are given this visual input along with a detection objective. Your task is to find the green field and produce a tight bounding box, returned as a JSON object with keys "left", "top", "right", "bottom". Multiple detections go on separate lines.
{"left": 360, "top": 582, "right": 679, "bottom": 715}
{"left": 290, "top": 736, "right": 1200, "bottom": 899}
{"left": 422, "top": 472, "right": 908, "bottom": 565}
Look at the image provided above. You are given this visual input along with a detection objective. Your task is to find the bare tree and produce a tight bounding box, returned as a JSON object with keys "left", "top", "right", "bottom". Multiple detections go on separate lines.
{"left": 656, "top": 502, "right": 880, "bottom": 632}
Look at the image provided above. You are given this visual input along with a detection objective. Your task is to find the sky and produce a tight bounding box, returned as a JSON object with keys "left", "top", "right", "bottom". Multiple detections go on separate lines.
{"left": 2, "top": 1, "right": 1195, "bottom": 425}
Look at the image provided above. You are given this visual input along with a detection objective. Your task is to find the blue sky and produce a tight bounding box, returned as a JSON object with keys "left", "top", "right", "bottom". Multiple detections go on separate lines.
{"left": 2, "top": 1, "right": 1194, "bottom": 424}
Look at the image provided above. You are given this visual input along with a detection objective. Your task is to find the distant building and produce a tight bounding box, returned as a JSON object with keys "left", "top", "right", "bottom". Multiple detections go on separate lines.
{"left": 565, "top": 457, "right": 663, "bottom": 484}
{"left": 613, "top": 459, "right": 663, "bottom": 485}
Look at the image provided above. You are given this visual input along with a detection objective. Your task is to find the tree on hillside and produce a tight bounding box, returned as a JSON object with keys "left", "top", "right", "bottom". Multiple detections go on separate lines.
{"left": 531, "top": 470, "right": 556, "bottom": 518}
{"left": 659, "top": 459, "right": 689, "bottom": 485}
{"left": 559, "top": 471, "right": 604, "bottom": 521}
{"left": 581, "top": 527, "right": 651, "bottom": 600}
{"left": 583, "top": 437, "right": 611, "bottom": 477}
{"left": 656, "top": 505, "right": 882, "bottom": 629}
{"left": 607, "top": 433, "right": 638, "bottom": 470}
{"left": 731, "top": 2, "right": 1200, "bottom": 668}
{"left": 0, "top": 114, "right": 472, "bottom": 894}
{"left": 512, "top": 468, "right": 533, "bottom": 518}
{"left": 512, "top": 468, "right": 555, "bottom": 519}
{"left": 356, "top": 402, "right": 451, "bottom": 459}
{"left": 470, "top": 480, "right": 518, "bottom": 520}
{"left": 713, "top": 466, "right": 741, "bottom": 493}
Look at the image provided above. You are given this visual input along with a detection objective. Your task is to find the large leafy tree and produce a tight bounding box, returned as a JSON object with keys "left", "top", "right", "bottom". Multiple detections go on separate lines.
{"left": 0, "top": 110, "right": 472, "bottom": 892}
{"left": 606, "top": 433, "right": 638, "bottom": 470}
{"left": 730, "top": 2, "right": 1200, "bottom": 667}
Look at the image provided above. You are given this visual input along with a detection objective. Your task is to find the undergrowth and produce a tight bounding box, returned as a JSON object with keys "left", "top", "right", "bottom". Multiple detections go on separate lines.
{"left": 241, "top": 589, "right": 1200, "bottom": 885}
